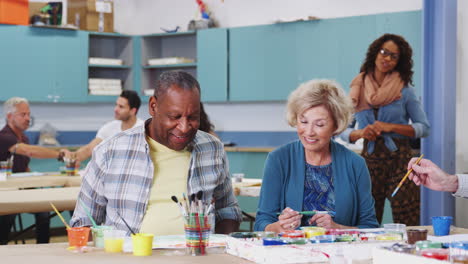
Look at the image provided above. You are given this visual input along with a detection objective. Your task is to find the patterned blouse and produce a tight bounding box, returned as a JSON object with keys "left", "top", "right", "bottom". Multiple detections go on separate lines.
{"left": 302, "top": 162, "right": 335, "bottom": 226}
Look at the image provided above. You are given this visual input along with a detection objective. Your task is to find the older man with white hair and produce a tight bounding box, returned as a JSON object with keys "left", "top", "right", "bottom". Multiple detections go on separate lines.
{"left": 0, "top": 97, "right": 70, "bottom": 244}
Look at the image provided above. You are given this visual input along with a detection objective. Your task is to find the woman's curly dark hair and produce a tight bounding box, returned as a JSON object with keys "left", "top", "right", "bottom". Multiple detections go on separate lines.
{"left": 360, "top": 33, "right": 414, "bottom": 87}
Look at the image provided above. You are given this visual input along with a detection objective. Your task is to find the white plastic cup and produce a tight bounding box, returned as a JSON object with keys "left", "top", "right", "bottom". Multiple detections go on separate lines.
{"left": 0, "top": 171, "right": 6, "bottom": 181}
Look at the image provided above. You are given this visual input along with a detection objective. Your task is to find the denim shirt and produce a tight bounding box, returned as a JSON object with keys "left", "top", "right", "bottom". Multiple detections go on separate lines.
{"left": 340, "top": 87, "right": 430, "bottom": 154}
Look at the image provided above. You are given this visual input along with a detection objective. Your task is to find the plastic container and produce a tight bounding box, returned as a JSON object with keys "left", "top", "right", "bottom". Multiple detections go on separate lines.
{"left": 263, "top": 237, "right": 289, "bottom": 246}
{"left": 67, "top": 227, "right": 90, "bottom": 248}
{"left": 91, "top": 225, "right": 113, "bottom": 248}
{"left": 376, "top": 233, "right": 402, "bottom": 241}
{"left": 310, "top": 235, "right": 336, "bottom": 244}
{"left": 360, "top": 233, "right": 377, "bottom": 241}
{"left": 406, "top": 229, "right": 428, "bottom": 244}
{"left": 415, "top": 240, "right": 443, "bottom": 254}
{"left": 279, "top": 230, "right": 305, "bottom": 238}
{"left": 383, "top": 223, "right": 406, "bottom": 240}
{"left": 450, "top": 241, "right": 468, "bottom": 264}
{"left": 103, "top": 229, "right": 126, "bottom": 253}
{"left": 300, "top": 227, "right": 326, "bottom": 238}
{"left": 432, "top": 216, "right": 453, "bottom": 236}
{"left": 131, "top": 233, "right": 154, "bottom": 256}
{"left": 336, "top": 234, "right": 355, "bottom": 242}
{"left": 421, "top": 248, "right": 449, "bottom": 261}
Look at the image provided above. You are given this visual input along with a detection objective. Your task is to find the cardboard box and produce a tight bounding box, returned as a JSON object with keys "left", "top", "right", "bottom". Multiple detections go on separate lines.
{"left": 67, "top": 0, "right": 113, "bottom": 32}
{"left": 0, "top": 0, "right": 29, "bottom": 25}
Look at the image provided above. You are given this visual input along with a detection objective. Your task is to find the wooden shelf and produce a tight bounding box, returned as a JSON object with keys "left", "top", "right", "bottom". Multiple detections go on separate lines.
{"left": 143, "top": 62, "right": 196, "bottom": 69}
{"left": 89, "top": 64, "right": 131, "bottom": 69}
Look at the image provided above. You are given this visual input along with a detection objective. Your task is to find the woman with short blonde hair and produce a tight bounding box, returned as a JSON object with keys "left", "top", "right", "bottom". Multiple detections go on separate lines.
{"left": 286, "top": 79, "right": 353, "bottom": 134}
{"left": 255, "top": 79, "right": 378, "bottom": 232}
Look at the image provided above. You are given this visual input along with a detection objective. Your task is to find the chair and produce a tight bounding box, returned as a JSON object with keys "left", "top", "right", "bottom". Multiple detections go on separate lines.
{"left": 241, "top": 211, "right": 256, "bottom": 232}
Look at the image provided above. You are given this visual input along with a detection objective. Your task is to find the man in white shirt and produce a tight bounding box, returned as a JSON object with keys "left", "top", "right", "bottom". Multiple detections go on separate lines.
{"left": 75, "top": 90, "right": 143, "bottom": 162}
{"left": 408, "top": 158, "right": 468, "bottom": 198}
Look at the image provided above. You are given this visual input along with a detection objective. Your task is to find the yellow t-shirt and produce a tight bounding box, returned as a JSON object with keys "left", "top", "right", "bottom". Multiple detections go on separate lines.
{"left": 139, "top": 136, "right": 190, "bottom": 235}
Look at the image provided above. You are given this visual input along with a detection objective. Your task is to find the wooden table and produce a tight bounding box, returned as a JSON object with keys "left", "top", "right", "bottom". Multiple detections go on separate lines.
{"left": 0, "top": 176, "right": 261, "bottom": 215}
{"left": 0, "top": 174, "right": 81, "bottom": 190}
{"left": 0, "top": 243, "right": 253, "bottom": 263}
{"left": 0, "top": 187, "right": 80, "bottom": 215}
{"left": 0, "top": 172, "right": 81, "bottom": 215}
{"left": 232, "top": 178, "right": 261, "bottom": 197}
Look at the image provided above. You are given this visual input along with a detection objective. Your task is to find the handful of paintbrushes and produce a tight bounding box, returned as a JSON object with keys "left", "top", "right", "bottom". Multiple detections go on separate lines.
{"left": 171, "top": 191, "right": 213, "bottom": 256}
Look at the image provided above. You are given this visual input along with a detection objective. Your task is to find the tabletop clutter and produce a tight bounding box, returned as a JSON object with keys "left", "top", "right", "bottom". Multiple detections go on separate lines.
{"left": 51, "top": 198, "right": 468, "bottom": 264}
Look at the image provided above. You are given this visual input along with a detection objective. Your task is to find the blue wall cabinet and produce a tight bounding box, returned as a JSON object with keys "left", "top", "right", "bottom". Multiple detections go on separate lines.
{"left": 228, "top": 11, "right": 421, "bottom": 101}
{"left": 0, "top": 25, "right": 88, "bottom": 103}
{"left": 229, "top": 23, "right": 298, "bottom": 101}
{"left": 197, "top": 28, "right": 228, "bottom": 102}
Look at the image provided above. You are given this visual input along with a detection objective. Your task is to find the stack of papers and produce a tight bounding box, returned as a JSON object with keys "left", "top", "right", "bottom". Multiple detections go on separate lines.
{"left": 88, "top": 78, "right": 122, "bottom": 95}
{"left": 89, "top": 57, "right": 124, "bottom": 65}
{"left": 147, "top": 57, "right": 194, "bottom": 66}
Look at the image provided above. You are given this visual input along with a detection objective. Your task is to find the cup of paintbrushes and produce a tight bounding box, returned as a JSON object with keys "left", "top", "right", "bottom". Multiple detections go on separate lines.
{"left": 184, "top": 213, "right": 211, "bottom": 256}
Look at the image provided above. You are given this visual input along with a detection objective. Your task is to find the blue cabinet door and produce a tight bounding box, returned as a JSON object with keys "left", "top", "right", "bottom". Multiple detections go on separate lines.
{"left": 51, "top": 29, "right": 88, "bottom": 103}
{"left": 0, "top": 25, "right": 55, "bottom": 102}
{"left": 0, "top": 25, "right": 87, "bottom": 103}
{"left": 229, "top": 23, "right": 298, "bottom": 101}
{"left": 197, "top": 28, "right": 228, "bottom": 102}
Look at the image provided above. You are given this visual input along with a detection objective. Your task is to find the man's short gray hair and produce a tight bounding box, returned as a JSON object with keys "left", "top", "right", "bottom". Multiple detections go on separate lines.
{"left": 3, "top": 97, "right": 29, "bottom": 115}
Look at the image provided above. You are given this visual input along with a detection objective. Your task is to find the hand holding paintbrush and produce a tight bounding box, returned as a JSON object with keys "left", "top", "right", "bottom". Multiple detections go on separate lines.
{"left": 391, "top": 154, "right": 424, "bottom": 197}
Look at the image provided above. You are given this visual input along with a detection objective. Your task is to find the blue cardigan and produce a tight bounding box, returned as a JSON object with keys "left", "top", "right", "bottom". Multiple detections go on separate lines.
{"left": 254, "top": 140, "right": 379, "bottom": 231}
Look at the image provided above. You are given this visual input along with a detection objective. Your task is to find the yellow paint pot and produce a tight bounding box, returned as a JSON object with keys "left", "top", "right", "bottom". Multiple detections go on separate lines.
{"left": 131, "top": 233, "right": 154, "bottom": 256}
{"left": 300, "top": 227, "right": 326, "bottom": 238}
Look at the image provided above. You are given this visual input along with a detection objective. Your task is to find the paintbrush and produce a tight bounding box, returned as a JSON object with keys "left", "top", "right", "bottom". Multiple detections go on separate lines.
{"left": 276, "top": 210, "right": 336, "bottom": 216}
{"left": 116, "top": 211, "right": 136, "bottom": 235}
{"left": 182, "top": 193, "right": 190, "bottom": 215}
{"left": 171, "top": 195, "right": 187, "bottom": 216}
{"left": 78, "top": 199, "right": 98, "bottom": 227}
{"left": 49, "top": 202, "right": 71, "bottom": 229}
{"left": 190, "top": 193, "right": 196, "bottom": 214}
{"left": 196, "top": 190, "right": 204, "bottom": 214}
{"left": 391, "top": 154, "right": 424, "bottom": 197}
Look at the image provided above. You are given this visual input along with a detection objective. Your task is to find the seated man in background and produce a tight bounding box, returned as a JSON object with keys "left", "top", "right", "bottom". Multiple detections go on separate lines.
{"left": 74, "top": 90, "right": 143, "bottom": 162}
{"left": 0, "top": 97, "right": 70, "bottom": 244}
{"left": 71, "top": 70, "right": 242, "bottom": 235}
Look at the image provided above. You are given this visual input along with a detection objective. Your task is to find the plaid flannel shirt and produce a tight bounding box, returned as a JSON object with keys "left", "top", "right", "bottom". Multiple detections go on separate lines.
{"left": 70, "top": 121, "right": 242, "bottom": 234}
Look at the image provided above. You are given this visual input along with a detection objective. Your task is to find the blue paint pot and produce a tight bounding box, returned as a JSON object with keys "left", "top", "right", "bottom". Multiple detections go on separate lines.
{"left": 432, "top": 216, "right": 453, "bottom": 236}
{"left": 310, "top": 235, "right": 336, "bottom": 244}
{"left": 263, "top": 238, "right": 289, "bottom": 246}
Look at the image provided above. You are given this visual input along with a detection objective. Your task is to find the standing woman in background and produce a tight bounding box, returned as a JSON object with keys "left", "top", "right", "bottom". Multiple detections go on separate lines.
{"left": 340, "top": 34, "right": 430, "bottom": 226}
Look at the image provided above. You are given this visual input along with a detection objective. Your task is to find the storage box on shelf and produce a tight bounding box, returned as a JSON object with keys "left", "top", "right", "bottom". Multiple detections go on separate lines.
{"left": 87, "top": 32, "right": 133, "bottom": 101}
{"left": 0, "top": 0, "right": 28, "bottom": 25}
{"left": 140, "top": 31, "right": 197, "bottom": 97}
{"left": 67, "top": 0, "right": 113, "bottom": 33}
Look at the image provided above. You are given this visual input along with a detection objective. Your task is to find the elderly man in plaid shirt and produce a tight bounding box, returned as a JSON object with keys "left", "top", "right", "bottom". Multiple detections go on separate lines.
{"left": 71, "top": 71, "right": 242, "bottom": 235}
